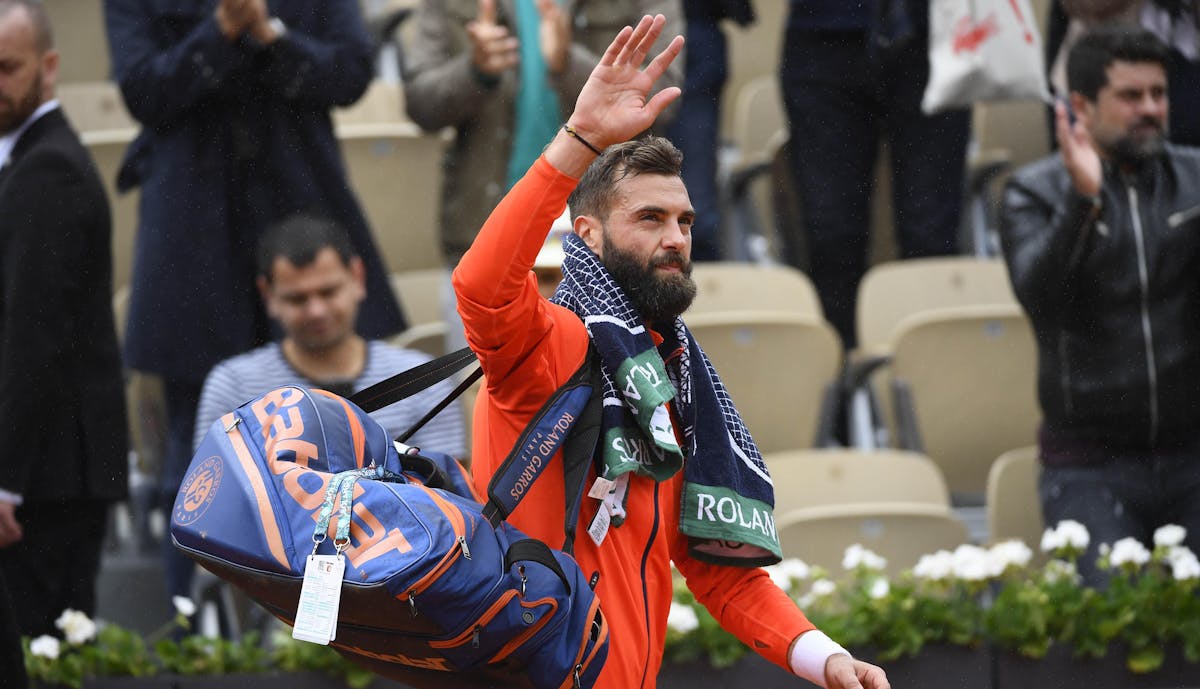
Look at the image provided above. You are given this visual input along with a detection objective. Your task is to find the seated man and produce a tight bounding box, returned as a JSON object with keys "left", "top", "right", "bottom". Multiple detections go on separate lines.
{"left": 453, "top": 14, "right": 888, "bottom": 689}
{"left": 1000, "top": 25, "right": 1200, "bottom": 585}
{"left": 194, "top": 213, "right": 466, "bottom": 458}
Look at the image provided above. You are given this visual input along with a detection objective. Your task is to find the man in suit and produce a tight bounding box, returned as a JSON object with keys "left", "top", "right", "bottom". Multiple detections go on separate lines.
{"left": 0, "top": 0, "right": 128, "bottom": 646}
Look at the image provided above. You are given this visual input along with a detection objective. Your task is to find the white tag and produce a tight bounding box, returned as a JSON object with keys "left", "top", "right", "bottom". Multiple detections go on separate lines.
{"left": 587, "top": 476, "right": 615, "bottom": 500}
{"left": 587, "top": 504, "right": 611, "bottom": 546}
{"left": 292, "top": 554, "right": 345, "bottom": 645}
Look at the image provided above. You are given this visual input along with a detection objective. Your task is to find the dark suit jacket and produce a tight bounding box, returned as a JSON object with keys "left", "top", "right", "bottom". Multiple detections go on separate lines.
{"left": 104, "top": 0, "right": 405, "bottom": 383}
{"left": 0, "top": 108, "right": 128, "bottom": 502}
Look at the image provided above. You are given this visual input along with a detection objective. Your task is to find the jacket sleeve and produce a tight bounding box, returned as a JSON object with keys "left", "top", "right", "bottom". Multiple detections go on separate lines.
{"left": 252, "top": 1, "right": 374, "bottom": 107}
{"left": 403, "top": 0, "right": 500, "bottom": 131}
{"left": 999, "top": 168, "right": 1103, "bottom": 321}
{"left": 0, "top": 152, "right": 91, "bottom": 494}
{"left": 668, "top": 505, "right": 816, "bottom": 673}
{"left": 452, "top": 156, "right": 577, "bottom": 388}
{"left": 104, "top": 0, "right": 252, "bottom": 127}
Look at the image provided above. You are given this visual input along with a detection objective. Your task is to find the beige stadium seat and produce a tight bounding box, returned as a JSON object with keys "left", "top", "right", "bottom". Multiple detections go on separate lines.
{"left": 57, "top": 82, "right": 137, "bottom": 134}
{"left": 333, "top": 79, "right": 405, "bottom": 128}
{"left": 887, "top": 305, "right": 1039, "bottom": 501}
{"left": 776, "top": 503, "right": 970, "bottom": 577}
{"left": 764, "top": 448, "right": 952, "bottom": 517}
{"left": 43, "top": 0, "right": 111, "bottom": 83}
{"left": 390, "top": 321, "right": 447, "bottom": 359}
{"left": 689, "top": 262, "right": 824, "bottom": 319}
{"left": 729, "top": 74, "right": 786, "bottom": 167}
{"left": 336, "top": 123, "right": 446, "bottom": 274}
{"left": 855, "top": 256, "right": 1018, "bottom": 356}
{"left": 986, "top": 445, "right": 1042, "bottom": 549}
{"left": 390, "top": 268, "right": 446, "bottom": 327}
{"left": 686, "top": 311, "right": 842, "bottom": 452}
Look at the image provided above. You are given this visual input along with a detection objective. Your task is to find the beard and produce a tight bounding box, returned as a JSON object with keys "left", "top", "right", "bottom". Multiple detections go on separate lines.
{"left": 1104, "top": 117, "right": 1167, "bottom": 165}
{"left": 0, "top": 70, "right": 42, "bottom": 136}
{"left": 601, "top": 234, "right": 697, "bottom": 323}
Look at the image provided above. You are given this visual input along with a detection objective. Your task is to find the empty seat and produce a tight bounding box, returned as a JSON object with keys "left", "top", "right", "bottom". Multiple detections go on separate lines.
{"left": 776, "top": 503, "right": 971, "bottom": 577}
{"left": 686, "top": 311, "right": 842, "bottom": 452}
{"left": 986, "top": 445, "right": 1042, "bottom": 549}
{"left": 390, "top": 321, "right": 447, "bottom": 359}
{"left": 390, "top": 268, "right": 447, "bottom": 327}
{"left": 689, "top": 262, "right": 824, "bottom": 319}
{"left": 764, "top": 448, "right": 952, "bottom": 517}
{"left": 887, "top": 305, "right": 1039, "bottom": 501}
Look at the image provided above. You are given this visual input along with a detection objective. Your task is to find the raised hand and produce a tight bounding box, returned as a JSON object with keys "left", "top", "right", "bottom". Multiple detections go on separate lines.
{"left": 467, "top": 0, "right": 519, "bottom": 77}
{"left": 564, "top": 15, "right": 683, "bottom": 150}
{"left": 215, "top": 0, "right": 262, "bottom": 40}
{"left": 1055, "top": 99, "right": 1102, "bottom": 198}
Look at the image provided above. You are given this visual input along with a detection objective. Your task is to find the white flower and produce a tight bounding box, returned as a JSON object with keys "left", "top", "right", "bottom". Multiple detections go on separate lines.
{"left": 987, "top": 540, "right": 1033, "bottom": 575}
{"left": 1109, "top": 537, "right": 1151, "bottom": 569}
{"left": 1167, "top": 546, "right": 1200, "bottom": 581}
{"left": 763, "top": 558, "right": 810, "bottom": 592}
{"left": 1042, "top": 559, "right": 1079, "bottom": 584}
{"left": 173, "top": 596, "right": 197, "bottom": 618}
{"left": 842, "top": 544, "right": 887, "bottom": 571}
{"left": 951, "top": 544, "right": 991, "bottom": 581}
{"left": 29, "top": 635, "right": 60, "bottom": 660}
{"left": 810, "top": 578, "right": 837, "bottom": 598}
{"left": 1057, "top": 520, "right": 1090, "bottom": 550}
{"left": 1040, "top": 527, "right": 1063, "bottom": 553}
{"left": 666, "top": 602, "right": 699, "bottom": 633}
{"left": 1154, "top": 524, "right": 1187, "bottom": 548}
{"left": 868, "top": 578, "right": 890, "bottom": 600}
{"left": 913, "top": 550, "right": 955, "bottom": 581}
{"left": 55, "top": 609, "right": 97, "bottom": 645}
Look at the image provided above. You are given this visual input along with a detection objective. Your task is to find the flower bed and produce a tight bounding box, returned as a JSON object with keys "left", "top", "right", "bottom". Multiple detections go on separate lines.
{"left": 662, "top": 521, "right": 1200, "bottom": 686}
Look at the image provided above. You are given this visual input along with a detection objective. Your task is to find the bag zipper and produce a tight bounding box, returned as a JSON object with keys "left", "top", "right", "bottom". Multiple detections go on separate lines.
{"left": 1128, "top": 186, "right": 1160, "bottom": 445}
{"left": 428, "top": 590, "right": 558, "bottom": 657}
{"left": 401, "top": 486, "right": 472, "bottom": 615}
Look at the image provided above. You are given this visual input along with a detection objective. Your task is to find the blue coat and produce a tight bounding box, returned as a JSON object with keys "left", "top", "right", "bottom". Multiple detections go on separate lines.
{"left": 105, "top": 0, "right": 405, "bottom": 383}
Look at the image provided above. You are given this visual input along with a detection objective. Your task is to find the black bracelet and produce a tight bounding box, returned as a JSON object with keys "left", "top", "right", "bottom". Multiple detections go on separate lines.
{"left": 563, "top": 124, "right": 603, "bottom": 156}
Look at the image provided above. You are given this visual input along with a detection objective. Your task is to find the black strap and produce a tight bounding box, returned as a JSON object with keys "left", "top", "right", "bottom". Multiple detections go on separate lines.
{"left": 396, "top": 367, "right": 482, "bottom": 444}
{"left": 349, "top": 346, "right": 478, "bottom": 413}
{"left": 505, "top": 539, "right": 571, "bottom": 593}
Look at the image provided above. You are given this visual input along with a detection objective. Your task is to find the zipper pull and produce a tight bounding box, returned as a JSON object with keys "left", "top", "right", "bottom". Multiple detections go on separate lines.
{"left": 459, "top": 536, "right": 472, "bottom": 560}
{"left": 408, "top": 591, "right": 418, "bottom": 617}
{"left": 471, "top": 625, "right": 481, "bottom": 649}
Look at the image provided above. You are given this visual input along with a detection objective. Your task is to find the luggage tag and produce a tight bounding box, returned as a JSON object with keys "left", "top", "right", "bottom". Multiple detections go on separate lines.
{"left": 292, "top": 551, "right": 346, "bottom": 645}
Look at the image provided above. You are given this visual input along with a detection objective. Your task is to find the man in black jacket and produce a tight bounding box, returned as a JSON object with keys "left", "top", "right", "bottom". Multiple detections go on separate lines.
{"left": 1001, "top": 25, "right": 1200, "bottom": 585}
{"left": 0, "top": 0, "right": 128, "bottom": 641}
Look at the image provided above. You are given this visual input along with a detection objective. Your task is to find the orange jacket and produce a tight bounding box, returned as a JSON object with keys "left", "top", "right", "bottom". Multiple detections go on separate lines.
{"left": 452, "top": 156, "right": 816, "bottom": 689}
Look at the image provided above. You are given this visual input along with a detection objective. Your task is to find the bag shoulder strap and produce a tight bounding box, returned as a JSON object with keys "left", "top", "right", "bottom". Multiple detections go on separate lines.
{"left": 482, "top": 349, "right": 603, "bottom": 554}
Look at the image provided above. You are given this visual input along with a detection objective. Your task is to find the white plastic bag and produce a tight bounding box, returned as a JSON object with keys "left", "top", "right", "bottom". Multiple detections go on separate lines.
{"left": 922, "top": 0, "right": 1052, "bottom": 114}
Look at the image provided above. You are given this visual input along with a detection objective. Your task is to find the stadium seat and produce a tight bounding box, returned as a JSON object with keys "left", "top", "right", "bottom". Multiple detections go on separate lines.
{"left": 776, "top": 503, "right": 971, "bottom": 577}
{"left": 886, "top": 305, "right": 1039, "bottom": 502}
{"left": 689, "top": 262, "right": 824, "bottom": 319}
{"left": 390, "top": 268, "right": 446, "bottom": 327}
{"left": 686, "top": 310, "right": 842, "bottom": 452}
{"left": 986, "top": 445, "right": 1043, "bottom": 549}
{"left": 764, "top": 448, "right": 953, "bottom": 517}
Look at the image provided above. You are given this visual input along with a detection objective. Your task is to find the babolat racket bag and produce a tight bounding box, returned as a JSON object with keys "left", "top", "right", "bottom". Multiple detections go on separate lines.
{"left": 171, "top": 349, "right": 607, "bottom": 689}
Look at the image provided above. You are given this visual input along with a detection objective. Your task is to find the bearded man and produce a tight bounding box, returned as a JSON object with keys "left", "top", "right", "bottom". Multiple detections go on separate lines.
{"left": 1001, "top": 24, "right": 1200, "bottom": 586}
{"left": 453, "top": 14, "right": 890, "bottom": 689}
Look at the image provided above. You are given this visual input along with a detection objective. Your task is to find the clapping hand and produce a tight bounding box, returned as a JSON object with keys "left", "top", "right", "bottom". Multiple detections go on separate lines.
{"left": 468, "top": 0, "right": 519, "bottom": 77}
{"left": 1055, "top": 99, "right": 1102, "bottom": 198}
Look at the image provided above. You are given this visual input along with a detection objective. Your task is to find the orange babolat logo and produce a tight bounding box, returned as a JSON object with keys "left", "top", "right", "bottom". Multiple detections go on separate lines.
{"left": 174, "top": 456, "right": 223, "bottom": 526}
{"left": 250, "top": 387, "right": 320, "bottom": 467}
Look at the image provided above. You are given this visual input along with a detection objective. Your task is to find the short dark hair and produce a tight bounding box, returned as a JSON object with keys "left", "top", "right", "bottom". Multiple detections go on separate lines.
{"left": 256, "top": 214, "right": 357, "bottom": 283}
{"left": 0, "top": 0, "right": 54, "bottom": 53}
{"left": 1067, "top": 24, "right": 1170, "bottom": 101}
{"left": 568, "top": 136, "right": 684, "bottom": 223}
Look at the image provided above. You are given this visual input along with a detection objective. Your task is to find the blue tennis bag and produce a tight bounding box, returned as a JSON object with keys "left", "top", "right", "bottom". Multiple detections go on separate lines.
{"left": 171, "top": 352, "right": 607, "bottom": 689}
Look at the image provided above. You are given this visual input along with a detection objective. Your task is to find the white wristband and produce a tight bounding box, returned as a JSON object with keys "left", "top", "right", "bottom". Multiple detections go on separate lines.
{"left": 0, "top": 487, "right": 23, "bottom": 505}
{"left": 788, "top": 630, "right": 851, "bottom": 688}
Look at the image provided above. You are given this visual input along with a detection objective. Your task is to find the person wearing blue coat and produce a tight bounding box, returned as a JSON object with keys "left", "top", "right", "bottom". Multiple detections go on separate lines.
{"left": 103, "top": 0, "right": 406, "bottom": 602}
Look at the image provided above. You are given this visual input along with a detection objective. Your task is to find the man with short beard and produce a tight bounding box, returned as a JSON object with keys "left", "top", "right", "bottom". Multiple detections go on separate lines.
{"left": 1001, "top": 24, "right": 1200, "bottom": 587}
{"left": 454, "top": 14, "right": 889, "bottom": 689}
{"left": 0, "top": 0, "right": 127, "bottom": 643}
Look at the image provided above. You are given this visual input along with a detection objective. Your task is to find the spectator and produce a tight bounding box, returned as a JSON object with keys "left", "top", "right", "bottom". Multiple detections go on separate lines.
{"left": 778, "top": 0, "right": 971, "bottom": 347}
{"left": 1000, "top": 25, "right": 1200, "bottom": 585}
{"left": 404, "top": 0, "right": 683, "bottom": 348}
{"left": 454, "top": 15, "right": 890, "bottom": 689}
{"left": 103, "top": 0, "right": 405, "bottom": 603}
{"left": 1049, "top": 0, "right": 1200, "bottom": 145}
{"left": 193, "top": 214, "right": 465, "bottom": 460}
{"left": 0, "top": 0, "right": 128, "bottom": 637}
{"left": 667, "top": 0, "right": 755, "bottom": 261}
